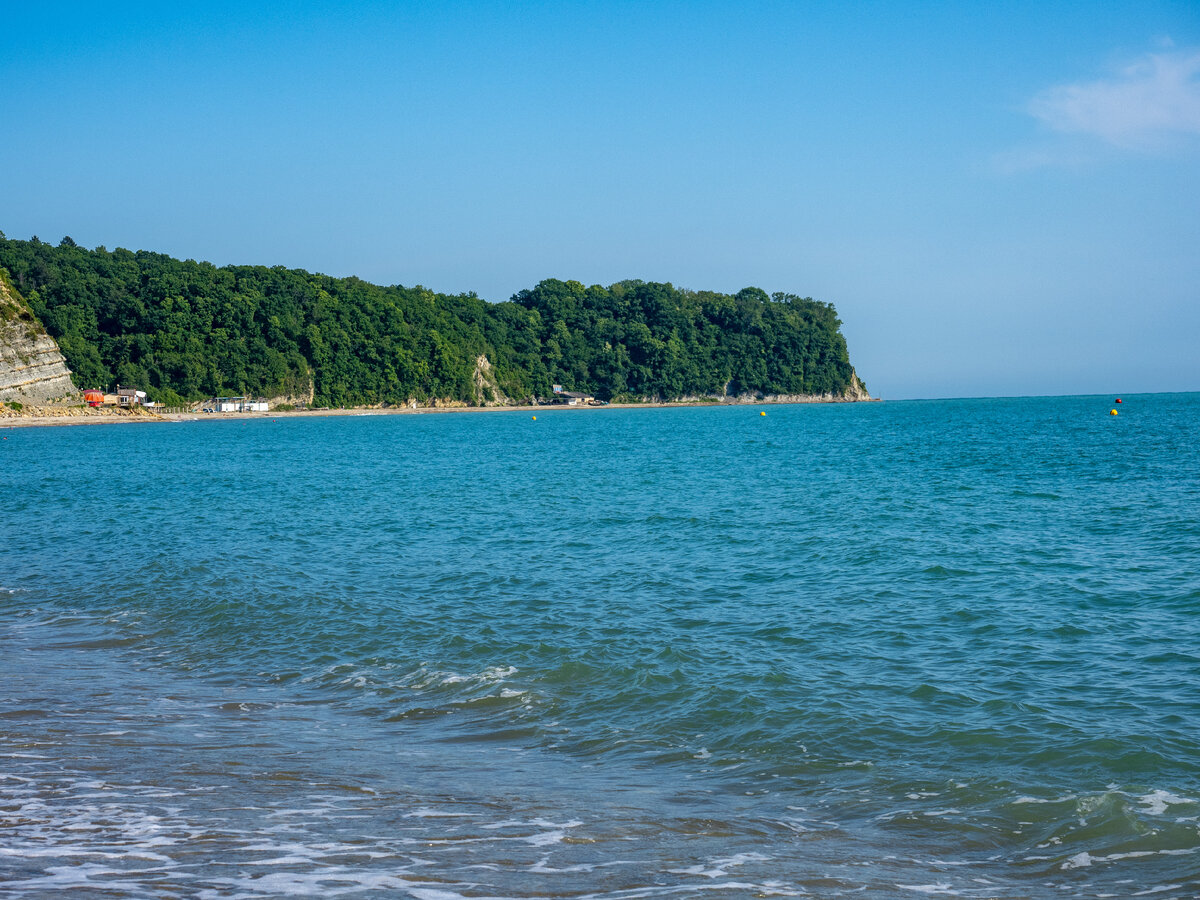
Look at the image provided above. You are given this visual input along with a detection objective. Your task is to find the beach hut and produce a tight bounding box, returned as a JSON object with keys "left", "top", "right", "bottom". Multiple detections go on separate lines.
{"left": 558, "top": 391, "right": 594, "bottom": 406}
{"left": 117, "top": 387, "right": 146, "bottom": 407}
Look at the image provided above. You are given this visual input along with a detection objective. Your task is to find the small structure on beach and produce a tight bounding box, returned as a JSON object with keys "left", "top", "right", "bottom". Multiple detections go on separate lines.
{"left": 212, "top": 396, "right": 269, "bottom": 412}
{"left": 558, "top": 390, "right": 594, "bottom": 406}
{"left": 117, "top": 387, "right": 147, "bottom": 407}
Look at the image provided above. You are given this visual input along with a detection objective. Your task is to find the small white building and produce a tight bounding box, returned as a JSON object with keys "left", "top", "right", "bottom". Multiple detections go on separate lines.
{"left": 214, "top": 396, "right": 269, "bottom": 412}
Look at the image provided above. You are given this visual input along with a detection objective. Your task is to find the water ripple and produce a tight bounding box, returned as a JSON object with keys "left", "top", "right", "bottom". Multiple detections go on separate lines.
{"left": 2, "top": 394, "right": 1199, "bottom": 896}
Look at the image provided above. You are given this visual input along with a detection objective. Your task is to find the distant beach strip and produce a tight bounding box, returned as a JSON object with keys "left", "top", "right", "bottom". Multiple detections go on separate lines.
{"left": 0, "top": 391, "right": 876, "bottom": 428}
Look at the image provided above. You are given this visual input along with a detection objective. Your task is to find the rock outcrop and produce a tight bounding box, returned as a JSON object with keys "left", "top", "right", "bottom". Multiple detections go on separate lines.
{"left": 705, "top": 370, "right": 873, "bottom": 404}
{"left": 266, "top": 377, "right": 316, "bottom": 410}
{"left": 839, "top": 370, "right": 872, "bottom": 401}
{"left": 0, "top": 270, "right": 79, "bottom": 404}
{"left": 470, "top": 354, "right": 510, "bottom": 406}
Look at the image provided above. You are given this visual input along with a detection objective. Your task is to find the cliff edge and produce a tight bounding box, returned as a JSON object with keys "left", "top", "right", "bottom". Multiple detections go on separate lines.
{"left": 0, "top": 269, "right": 78, "bottom": 404}
{"left": 717, "top": 369, "right": 872, "bottom": 404}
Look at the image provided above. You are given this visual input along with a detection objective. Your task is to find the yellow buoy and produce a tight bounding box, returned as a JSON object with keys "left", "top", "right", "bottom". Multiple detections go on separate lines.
{"left": 532, "top": 415, "right": 536, "bottom": 420}
{"left": 760, "top": 411, "right": 766, "bottom": 416}
{"left": 1110, "top": 409, "right": 1118, "bottom": 416}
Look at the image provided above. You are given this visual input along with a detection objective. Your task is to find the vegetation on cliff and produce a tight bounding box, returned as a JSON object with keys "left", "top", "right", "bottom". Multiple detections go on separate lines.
{"left": 0, "top": 234, "right": 862, "bottom": 406}
{"left": 0, "top": 265, "right": 80, "bottom": 404}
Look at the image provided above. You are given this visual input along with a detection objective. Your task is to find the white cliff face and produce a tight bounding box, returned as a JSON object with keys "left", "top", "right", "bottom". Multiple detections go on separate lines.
{"left": 842, "top": 370, "right": 872, "bottom": 401}
{"left": 471, "top": 354, "right": 511, "bottom": 406}
{"left": 711, "top": 370, "right": 872, "bottom": 404}
{"left": 0, "top": 274, "right": 79, "bottom": 404}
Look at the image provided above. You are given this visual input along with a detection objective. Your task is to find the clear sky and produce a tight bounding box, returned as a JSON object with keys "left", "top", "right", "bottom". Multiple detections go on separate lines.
{"left": 4, "top": 1, "right": 1198, "bottom": 399}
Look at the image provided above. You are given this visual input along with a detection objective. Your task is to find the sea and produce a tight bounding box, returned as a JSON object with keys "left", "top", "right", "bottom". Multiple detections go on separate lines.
{"left": 2, "top": 394, "right": 1199, "bottom": 899}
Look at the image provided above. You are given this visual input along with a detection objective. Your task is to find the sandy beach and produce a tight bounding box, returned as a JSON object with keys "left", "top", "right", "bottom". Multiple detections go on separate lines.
{"left": 0, "top": 398, "right": 798, "bottom": 429}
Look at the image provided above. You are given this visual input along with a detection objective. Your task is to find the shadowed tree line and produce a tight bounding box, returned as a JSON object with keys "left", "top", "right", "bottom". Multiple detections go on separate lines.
{"left": 0, "top": 234, "right": 859, "bottom": 406}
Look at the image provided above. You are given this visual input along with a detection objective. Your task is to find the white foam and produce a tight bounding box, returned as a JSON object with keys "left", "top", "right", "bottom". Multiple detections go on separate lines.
{"left": 0, "top": 863, "right": 181, "bottom": 894}
{"left": 668, "top": 852, "right": 769, "bottom": 879}
{"left": 896, "top": 884, "right": 961, "bottom": 895}
{"left": 529, "top": 857, "right": 595, "bottom": 874}
{"left": 244, "top": 854, "right": 318, "bottom": 866}
{"left": 482, "top": 818, "right": 581, "bottom": 831}
{"left": 404, "top": 889, "right": 503, "bottom": 900}
{"left": 404, "top": 807, "right": 477, "bottom": 818}
{"left": 527, "top": 856, "right": 640, "bottom": 875}
{"left": 203, "top": 870, "right": 424, "bottom": 897}
{"left": 1060, "top": 846, "right": 1198, "bottom": 870}
{"left": 1138, "top": 790, "right": 1193, "bottom": 815}
{"left": 1012, "top": 793, "right": 1075, "bottom": 805}
{"left": 522, "top": 829, "right": 566, "bottom": 846}
{"left": 439, "top": 665, "right": 518, "bottom": 686}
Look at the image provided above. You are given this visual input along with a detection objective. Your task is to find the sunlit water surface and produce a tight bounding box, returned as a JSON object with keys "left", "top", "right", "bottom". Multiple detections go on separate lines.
{"left": 2, "top": 394, "right": 1199, "bottom": 898}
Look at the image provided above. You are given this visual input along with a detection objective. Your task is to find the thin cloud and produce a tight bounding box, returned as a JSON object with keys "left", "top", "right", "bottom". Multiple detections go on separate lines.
{"left": 990, "top": 145, "right": 1092, "bottom": 175}
{"left": 1028, "top": 48, "right": 1200, "bottom": 150}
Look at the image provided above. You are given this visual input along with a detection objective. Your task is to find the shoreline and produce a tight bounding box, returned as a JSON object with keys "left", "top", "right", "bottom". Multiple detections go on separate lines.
{"left": 0, "top": 396, "right": 875, "bottom": 429}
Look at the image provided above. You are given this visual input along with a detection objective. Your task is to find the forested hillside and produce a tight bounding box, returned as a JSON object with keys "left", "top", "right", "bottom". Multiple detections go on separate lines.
{"left": 0, "top": 234, "right": 864, "bottom": 406}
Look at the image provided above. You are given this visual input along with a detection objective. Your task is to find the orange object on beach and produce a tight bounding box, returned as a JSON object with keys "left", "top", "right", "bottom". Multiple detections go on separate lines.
{"left": 84, "top": 390, "right": 104, "bottom": 407}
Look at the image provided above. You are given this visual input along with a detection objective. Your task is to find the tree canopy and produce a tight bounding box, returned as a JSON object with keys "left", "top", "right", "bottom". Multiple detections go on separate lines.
{"left": 0, "top": 236, "right": 860, "bottom": 406}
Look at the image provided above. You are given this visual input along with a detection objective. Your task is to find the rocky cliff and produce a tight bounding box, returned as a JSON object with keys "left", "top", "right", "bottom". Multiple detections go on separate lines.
{"left": 471, "top": 354, "right": 512, "bottom": 406}
{"left": 0, "top": 270, "right": 78, "bottom": 404}
{"left": 693, "top": 370, "right": 873, "bottom": 404}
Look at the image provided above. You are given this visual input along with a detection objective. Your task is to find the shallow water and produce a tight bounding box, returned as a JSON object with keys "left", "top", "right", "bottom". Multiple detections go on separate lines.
{"left": 3, "top": 395, "right": 1199, "bottom": 898}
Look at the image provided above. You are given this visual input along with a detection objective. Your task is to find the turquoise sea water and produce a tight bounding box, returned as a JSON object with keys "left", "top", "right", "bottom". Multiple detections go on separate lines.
{"left": 2, "top": 394, "right": 1199, "bottom": 898}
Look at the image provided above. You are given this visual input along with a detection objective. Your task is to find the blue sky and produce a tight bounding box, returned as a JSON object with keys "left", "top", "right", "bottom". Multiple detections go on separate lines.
{"left": 3, "top": 1, "right": 1198, "bottom": 398}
